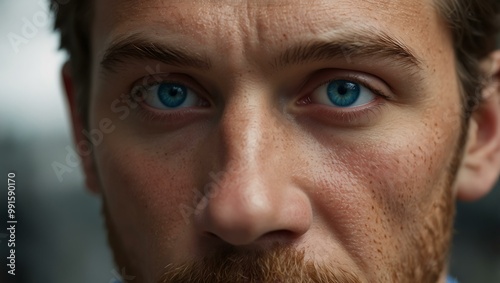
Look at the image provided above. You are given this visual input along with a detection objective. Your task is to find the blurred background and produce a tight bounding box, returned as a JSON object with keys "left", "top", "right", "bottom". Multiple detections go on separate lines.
{"left": 0, "top": 0, "right": 498, "bottom": 282}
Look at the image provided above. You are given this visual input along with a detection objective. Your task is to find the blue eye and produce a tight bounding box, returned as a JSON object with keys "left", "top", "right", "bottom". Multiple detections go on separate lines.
{"left": 311, "top": 80, "right": 375, "bottom": 108}
{"left": 327, "top": 80, "right": 360, "bottom": 107}
{"left": 134, "top": 82, "right": 204, "bottom": 110}
{"left": 158, "top": 83, "right": 187, "bottom": 107}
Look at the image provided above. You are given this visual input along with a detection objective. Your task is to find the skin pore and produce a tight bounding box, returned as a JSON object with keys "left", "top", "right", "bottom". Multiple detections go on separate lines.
{"left": 63, "top": 0, "right": 500, "bottom": 282}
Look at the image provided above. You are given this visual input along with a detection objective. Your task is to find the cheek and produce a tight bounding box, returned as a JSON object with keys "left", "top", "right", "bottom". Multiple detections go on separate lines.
{"left": 348, "top": 98, "right": 462, "bottom": 220}
{"left": 354, "top": 134, "right": 453, "bottom": 228}
{"left": 305, "top": 115, "right": 461, "bottom": 270}
{"left": 94, "top": 131, "right": 204, "bottom": 264}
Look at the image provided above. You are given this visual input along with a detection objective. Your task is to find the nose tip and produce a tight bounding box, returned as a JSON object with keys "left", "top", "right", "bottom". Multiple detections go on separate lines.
{"left": 195, "top": 174, "right": 312, "bottom": 246}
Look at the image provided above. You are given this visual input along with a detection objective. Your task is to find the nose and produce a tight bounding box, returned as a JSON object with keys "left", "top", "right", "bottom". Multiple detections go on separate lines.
{"left": 194, "top": 95, "right": 313, "bottom": 246}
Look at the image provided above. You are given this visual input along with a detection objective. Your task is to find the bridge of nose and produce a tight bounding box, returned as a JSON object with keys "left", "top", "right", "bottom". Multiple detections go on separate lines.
{"left": 193, "top": 91, "right": 313, "bottom": 246}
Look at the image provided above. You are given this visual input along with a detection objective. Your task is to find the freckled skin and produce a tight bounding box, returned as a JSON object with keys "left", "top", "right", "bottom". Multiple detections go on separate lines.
{"left": 88, "top": 0, "right": 464, "bottom": 282}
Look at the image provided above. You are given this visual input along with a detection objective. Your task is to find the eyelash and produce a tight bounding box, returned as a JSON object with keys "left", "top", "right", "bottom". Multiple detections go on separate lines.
{"left": 295, "top": 73, "right": 389, "bottom": 124}
{"left": 312, "top": 102, "right": 385, "bottom": 124}
{"left": 302, "top": 73, "right": 389, "bottom": 102}
{"left": 135, "top": 105, "right": 202, "bottom": 124}
{"left": 128, "top": 77, "right": 210, "bottom": 123}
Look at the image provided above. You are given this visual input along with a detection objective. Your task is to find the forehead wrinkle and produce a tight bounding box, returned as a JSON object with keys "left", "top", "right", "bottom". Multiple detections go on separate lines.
{"left": 97, "top": 0, "right": 433, "bottom": 40}
{"left": 233, "top": 0, "right": 433, "bottom": 60}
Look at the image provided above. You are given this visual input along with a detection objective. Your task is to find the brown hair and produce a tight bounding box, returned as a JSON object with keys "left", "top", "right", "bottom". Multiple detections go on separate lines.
{"left": 50, "top": 0, "right": 499, "bottom": 124}
{"left": 435, "top": 0, "right": 500, "bottom": 118}
{"left": 50, "top": 0, "right": 92, "bottom": 124}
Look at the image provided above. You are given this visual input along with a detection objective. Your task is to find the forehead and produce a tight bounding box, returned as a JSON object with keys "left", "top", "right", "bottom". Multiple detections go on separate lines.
{"left": 92, "top": 0, "right": 449, "bottom": 64}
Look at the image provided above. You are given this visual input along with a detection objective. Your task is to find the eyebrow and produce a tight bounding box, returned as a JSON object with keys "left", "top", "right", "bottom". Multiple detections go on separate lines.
{"left": 100, "top": 35, "right": 212, "bottom": 72}
{"left": 100, "top": 30, "right": 422, "bottom": 75}
{"left": 273, "top": 30, "right": 423, "bottom": 72}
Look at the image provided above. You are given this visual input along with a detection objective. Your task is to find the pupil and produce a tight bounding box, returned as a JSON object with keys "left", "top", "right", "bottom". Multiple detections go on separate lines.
{"left": 337, "top": 85, "right": 348, "bottom": 95}
{"left": 170, "top": 88, "right": 180, "bottom": 97}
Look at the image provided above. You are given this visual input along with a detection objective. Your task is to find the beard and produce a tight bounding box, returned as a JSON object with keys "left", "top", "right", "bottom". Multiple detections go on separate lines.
{"left": 158, "top": 245, "right": 361, "bottom": 283}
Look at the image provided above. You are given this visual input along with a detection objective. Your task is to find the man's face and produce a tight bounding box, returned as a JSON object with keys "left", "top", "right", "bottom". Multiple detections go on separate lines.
{"left": 87, "top": 0, "right": 464, "bottom": 282}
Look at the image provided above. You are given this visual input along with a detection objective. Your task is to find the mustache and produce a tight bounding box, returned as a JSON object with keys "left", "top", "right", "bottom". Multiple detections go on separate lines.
{"left": 158, "top": 245, "right": 361, "bottom": 283}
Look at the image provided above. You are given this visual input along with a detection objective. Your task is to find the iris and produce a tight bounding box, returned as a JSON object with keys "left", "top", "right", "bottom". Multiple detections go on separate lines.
{"left": 327, "top": 80, "right": 361, "bottom": 107}
{"left": 157, "top": 83, "right": 188, "bottom": 108}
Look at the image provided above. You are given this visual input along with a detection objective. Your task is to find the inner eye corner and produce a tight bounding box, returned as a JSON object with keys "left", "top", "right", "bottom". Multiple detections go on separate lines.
{"left": 131, "top": 87, "right": 147, "bottom": 101}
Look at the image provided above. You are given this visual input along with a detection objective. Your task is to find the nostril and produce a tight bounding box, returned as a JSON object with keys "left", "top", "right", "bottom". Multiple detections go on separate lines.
{"left": 202, "top": 229, "right": 299, "bottom": 247}
{"left": 260, "top": 229, "right": 299, "bottom": 242}
{"left": 204, "top": 231, "right": 220, "bottom": 239}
